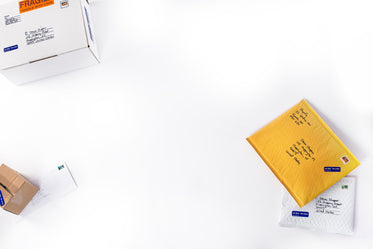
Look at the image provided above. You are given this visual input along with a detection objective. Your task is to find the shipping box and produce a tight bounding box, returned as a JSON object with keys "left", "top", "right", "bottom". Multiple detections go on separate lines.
{"left": 0, "top": 164, "right": 39, "bottom": 215}
{"left": 0, "top": 0, "right": 99, "bottom": 84}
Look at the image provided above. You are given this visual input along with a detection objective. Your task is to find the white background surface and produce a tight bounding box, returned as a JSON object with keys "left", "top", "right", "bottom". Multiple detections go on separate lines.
{"left": 0, "top": 0, "right": 372, "bottom": 248}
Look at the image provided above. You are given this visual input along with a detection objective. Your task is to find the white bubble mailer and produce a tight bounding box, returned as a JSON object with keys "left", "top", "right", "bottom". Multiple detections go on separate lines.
{"left": 279, "top": 176, "right": 356, "bottom": 235}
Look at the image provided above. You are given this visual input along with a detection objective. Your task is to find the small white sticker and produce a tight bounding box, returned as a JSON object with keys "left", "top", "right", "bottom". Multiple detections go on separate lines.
{"left": 60, "top": 0, "right": 69, "bottom": 8}
{"left": 341, "top": 156, "right": 350, "bottom": 164}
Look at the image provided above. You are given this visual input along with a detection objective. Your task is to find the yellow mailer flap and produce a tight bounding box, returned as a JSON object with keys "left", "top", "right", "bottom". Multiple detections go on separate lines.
{"left": 247, "top": 99, "right": 360, "bottom": 207}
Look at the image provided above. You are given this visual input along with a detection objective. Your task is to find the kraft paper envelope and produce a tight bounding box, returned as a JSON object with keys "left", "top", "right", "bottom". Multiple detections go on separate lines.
{"left": 247, "top": 99, "right": 360, "bottom": 207}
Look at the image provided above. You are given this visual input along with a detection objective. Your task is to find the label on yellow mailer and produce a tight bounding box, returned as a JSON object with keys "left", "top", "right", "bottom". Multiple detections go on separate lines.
{"left": 247, "top": 99, "right": 360, "bottom": 207}
{"left": 19, "top": 0, "right": 54, "bottom": 14}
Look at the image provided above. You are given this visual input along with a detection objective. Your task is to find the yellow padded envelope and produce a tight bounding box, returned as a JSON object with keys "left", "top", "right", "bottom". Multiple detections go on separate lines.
{"left": 247, "top": 99, "right": 360, "bottom": 207}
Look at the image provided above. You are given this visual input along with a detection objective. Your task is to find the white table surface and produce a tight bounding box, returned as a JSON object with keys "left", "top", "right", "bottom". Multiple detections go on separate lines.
{"left": 0, "top": 0, "right": 372, "bottom": 248}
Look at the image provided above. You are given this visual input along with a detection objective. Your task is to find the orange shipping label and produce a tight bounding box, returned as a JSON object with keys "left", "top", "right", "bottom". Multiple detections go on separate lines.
{"left": 19, "top": 0, "right": 54, "bottom": 14}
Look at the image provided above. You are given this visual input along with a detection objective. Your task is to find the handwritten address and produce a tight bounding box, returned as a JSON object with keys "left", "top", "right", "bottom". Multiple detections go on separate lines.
{"left": 315, "top": 197, "right": 342, "bottom": 215}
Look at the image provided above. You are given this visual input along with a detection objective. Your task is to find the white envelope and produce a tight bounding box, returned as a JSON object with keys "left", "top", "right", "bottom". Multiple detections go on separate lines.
{"left": 20, "top": 163, "right": 77, "bottom": 217}
{"left": 279, "top": 176, "right": 356, "bottom": 235}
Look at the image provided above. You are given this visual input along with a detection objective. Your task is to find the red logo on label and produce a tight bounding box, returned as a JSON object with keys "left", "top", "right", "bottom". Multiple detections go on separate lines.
{"left": 341, "top": 156, "right": 350, "bottom": 164}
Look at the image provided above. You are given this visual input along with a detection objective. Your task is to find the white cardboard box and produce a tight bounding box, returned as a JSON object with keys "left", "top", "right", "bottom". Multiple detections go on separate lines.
{"left": 0, "top": 0, "right": 99, "bottom": 84}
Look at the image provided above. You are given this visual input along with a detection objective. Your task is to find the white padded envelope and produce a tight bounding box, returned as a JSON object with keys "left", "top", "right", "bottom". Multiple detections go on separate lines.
{"left": 279, "top": 176, "right": 356, "bottom": 235}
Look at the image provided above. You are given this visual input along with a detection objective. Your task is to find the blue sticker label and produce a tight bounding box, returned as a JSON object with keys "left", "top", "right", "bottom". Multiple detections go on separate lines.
{"left": 0, "top": 190, "right": 5, "bottom": 207}
{"left": 292, "top": 211, "right": 309, "bottom": 217}
{"left": 324, "top": 167, "right": 341, "bottom": 172}
{"left": 3, "top": 45, "right": 18, "bottom": 53}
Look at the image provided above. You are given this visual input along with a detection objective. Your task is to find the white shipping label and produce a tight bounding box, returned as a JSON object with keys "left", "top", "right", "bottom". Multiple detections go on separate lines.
{"left": 25, "top": 27, "right": 54, "bottom": 45}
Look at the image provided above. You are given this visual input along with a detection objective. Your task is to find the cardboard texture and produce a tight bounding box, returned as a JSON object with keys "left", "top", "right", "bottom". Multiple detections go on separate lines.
{"left": 0, "top": 164, "right": 39, "bottom": 215}
{"left": 247, "top": 99, "right": 360, "bottom": 207}
{"left": 0, "top": 0, "right": 99, "bottom": 84}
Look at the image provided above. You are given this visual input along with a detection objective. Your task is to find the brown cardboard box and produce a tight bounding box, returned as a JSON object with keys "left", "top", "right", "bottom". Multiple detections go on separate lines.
{"left": 0, "top": 164, "right": 39, "bottom": 215}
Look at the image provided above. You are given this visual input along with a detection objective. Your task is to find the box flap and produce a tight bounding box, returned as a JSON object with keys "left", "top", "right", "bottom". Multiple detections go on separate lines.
{"left": 0, "top": 164, "right": 39, "bottom": 214}
{"left": 0, "top": 164, "right": 28, "bottom": 194}
{"left": 0, "top": 164, "right": 19, "bottom": 190}
{"left": 8, "top": 174, "right": 26, "bottom": 194}
{"left": 5, "top": 181, "right": 39, "bottom": 215}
